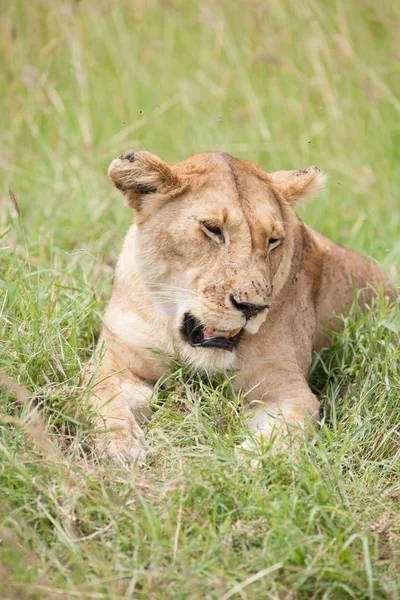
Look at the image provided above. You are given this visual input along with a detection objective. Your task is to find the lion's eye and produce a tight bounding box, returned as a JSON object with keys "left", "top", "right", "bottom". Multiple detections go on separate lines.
{"left": 204, "top": 223, "right": 222, "bottom": 235}
{"left": 201, "top": 222, "right": 225, "bottom": 242}
{"left": 268, "top": 237, "right": 283, "bottom": 249}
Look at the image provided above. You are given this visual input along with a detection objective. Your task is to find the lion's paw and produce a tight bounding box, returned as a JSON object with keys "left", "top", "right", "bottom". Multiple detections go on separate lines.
{"left": 98, "top": 412, "right": 150, "bottom": 468}
{"left": 107, "top": 435, "right": 150, "bottom": 468}
{"left": 235, "top": 438, "right": 263, "bottom": 468}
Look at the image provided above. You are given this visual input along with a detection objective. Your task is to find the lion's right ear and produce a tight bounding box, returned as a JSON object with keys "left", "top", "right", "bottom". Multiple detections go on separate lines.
{"left": 108, "top": 150, "right": 181, "bottom": 210}
{"left": 267, "top": 166, "right": 326, "bottom": 205}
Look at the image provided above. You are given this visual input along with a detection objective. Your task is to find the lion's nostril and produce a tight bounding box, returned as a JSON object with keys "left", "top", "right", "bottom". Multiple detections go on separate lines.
{"left": 229, "top": 294, "right": 269, "bottom": 319}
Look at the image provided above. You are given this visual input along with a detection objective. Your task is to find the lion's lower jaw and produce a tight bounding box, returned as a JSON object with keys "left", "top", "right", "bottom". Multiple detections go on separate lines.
{"left": 177, "top": 342, "right": 238, "bottom": 372}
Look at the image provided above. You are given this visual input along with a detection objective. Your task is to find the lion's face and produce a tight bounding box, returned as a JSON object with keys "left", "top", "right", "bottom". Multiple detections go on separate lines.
{"left": 109, "top": 151, "right": 325, "bottom": 370}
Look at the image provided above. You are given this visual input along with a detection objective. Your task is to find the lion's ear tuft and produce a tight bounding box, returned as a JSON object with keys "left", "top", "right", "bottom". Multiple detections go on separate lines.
{"left": 108, "top": 150, "right": 180, "bottom": 209}
{"left": 268, "top": 166, "right": 326, "bottom": 205}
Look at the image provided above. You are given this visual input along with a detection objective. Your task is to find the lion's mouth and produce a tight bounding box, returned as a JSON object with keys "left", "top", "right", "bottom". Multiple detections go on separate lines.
{"left": 182, "top": 313, "right": 243, "bottom": 351}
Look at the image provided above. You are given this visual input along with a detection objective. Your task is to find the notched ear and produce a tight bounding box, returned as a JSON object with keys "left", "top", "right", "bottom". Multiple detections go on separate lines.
{"left": 268, "top": 166, "right": 326, "bottom": 205}
{"left": 108, "top": 150, "right": 181, "bottom": 209}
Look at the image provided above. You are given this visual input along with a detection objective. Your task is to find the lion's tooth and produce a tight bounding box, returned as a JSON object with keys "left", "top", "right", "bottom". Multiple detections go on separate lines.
{"left": 228, "top": 327, "right": 242, "bottom": 338}
{"left": 204, "top": 326, "right": 242, "bottom": 339}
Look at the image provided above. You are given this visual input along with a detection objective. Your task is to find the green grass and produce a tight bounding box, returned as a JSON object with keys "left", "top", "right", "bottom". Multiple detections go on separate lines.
{"left": 1, "top": 0, "right": 400, "bottom": 598}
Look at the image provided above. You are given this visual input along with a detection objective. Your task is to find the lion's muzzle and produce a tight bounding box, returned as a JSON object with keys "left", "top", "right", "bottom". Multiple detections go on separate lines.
{"left": 182, "top": 313, "right": 243, "bottom": 351}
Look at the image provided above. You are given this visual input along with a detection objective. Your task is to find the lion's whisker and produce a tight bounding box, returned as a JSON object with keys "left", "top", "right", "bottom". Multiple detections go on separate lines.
{"left": 144, "top": 282, "right": 200, "bottom": 298}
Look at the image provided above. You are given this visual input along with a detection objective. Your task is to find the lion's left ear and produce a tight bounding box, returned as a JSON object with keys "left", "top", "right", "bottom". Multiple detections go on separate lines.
{"left": 108, "top": 150, "right": 181, "bottom": 210}
{"left": 268, "top": 166, "right": 326, "bottom": 205}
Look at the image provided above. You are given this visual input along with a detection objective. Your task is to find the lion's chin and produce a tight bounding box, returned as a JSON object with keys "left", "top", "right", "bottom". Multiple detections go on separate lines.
{"left": 176, "top": 313, "right": 239, "bottom": 372}
{"left": 177, "top": 342, "right": 238, "bottom": 372}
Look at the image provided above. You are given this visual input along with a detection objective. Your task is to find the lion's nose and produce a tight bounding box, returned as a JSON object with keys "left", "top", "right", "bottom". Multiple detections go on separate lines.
{"left": 229, "top": 294, "right": 269, "bottom": 319}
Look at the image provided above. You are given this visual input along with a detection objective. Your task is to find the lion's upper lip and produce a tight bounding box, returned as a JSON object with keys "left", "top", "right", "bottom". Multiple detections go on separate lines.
{"left": 182, "top": 313, "right": 243, "bottom": 351}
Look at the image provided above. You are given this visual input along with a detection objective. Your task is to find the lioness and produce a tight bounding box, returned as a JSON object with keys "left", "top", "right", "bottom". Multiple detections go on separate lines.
{"left": 89, "top": 150, "right": 391, "bottom": 464}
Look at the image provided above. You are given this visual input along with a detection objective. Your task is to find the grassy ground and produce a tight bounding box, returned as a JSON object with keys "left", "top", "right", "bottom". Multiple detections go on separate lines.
{"left": 1, "top": 0, "right": 400, "bottom": 598}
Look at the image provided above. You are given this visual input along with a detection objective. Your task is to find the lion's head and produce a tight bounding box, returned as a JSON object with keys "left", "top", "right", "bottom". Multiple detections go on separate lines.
{"left": 109, "top": 150, "right": 325, "bottom": 370}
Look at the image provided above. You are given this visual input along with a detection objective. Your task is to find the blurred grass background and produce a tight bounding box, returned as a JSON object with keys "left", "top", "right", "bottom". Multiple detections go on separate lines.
{"left": 1, "top": 0, "right": 400, "bottom": 264}
{"left": 0, "top": 0, "right": 399, "bottom": 598}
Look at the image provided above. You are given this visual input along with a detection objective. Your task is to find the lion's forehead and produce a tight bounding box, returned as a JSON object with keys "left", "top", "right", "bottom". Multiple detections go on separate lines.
{"left": 173, "top": 153, "right": 284, "bottom": 240}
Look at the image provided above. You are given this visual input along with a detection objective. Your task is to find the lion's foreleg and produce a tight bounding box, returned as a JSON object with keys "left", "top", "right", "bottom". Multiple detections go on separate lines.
{"left": 87, "top": 347, "right": 154, "bottom": 466}
{"left": 239, "top": 362, "right": 320, "bottom": 451}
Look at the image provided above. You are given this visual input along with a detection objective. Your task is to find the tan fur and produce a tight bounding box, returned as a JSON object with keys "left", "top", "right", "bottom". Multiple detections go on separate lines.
{"left": 88, "top": 150, "right": 392, "bottom": 464}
